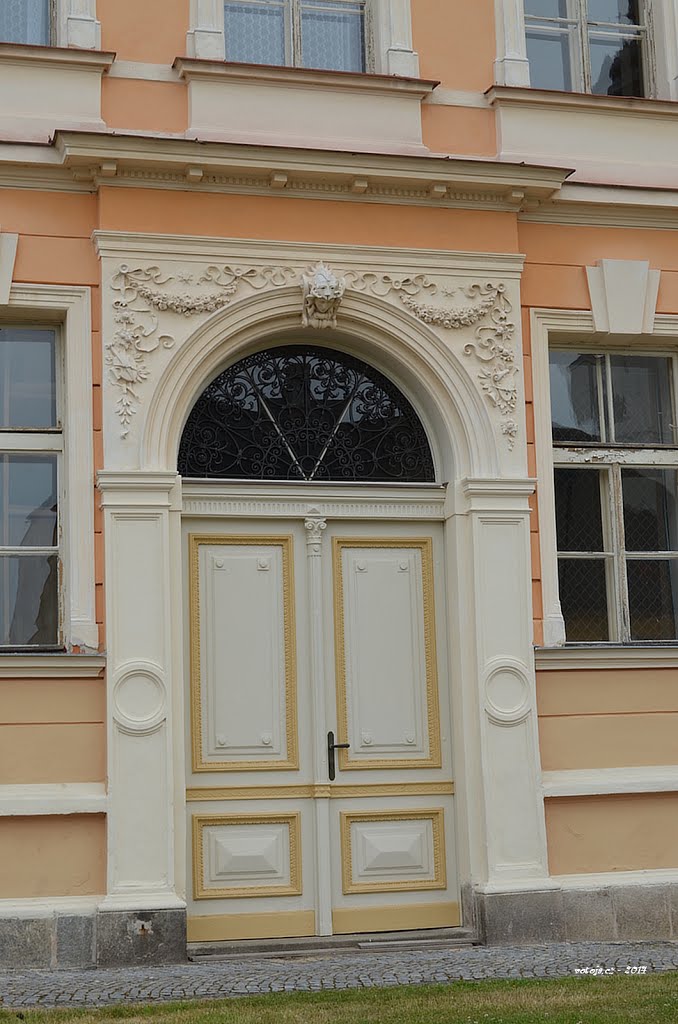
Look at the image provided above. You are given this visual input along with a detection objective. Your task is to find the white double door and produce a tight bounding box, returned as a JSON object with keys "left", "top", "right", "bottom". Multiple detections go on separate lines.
{"left": 184, "top": 511, "right": 459, "bottom": 943}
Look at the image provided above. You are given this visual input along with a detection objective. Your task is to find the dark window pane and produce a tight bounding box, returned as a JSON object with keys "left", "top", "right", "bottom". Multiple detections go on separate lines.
{"left": 610, "top": 356, "right": 673, "bottom": 443}
{"left": 558, "top": 558, "right": 610, "bottom": 641}
{"left": 588, "top": 0, "right": 640, "bottom": 25}
{"left": 0, "top": 553, "right": 58, "bottom": 646}
{"left": 224, "top": 1, "right": 286, "bottom": 65}
{"left": 622, "top": 468, "right": 678, "bottom": 552}
{"left": 0, "top": 455, "right": 57, "bottom": 547}
{"left": 526, "top": 26, "right": 574, "bottom": 90}
{"left": 550, "top": 351, "right": 602, "bottom": 442}
{"left": 0, "top": 0, "right": 50, "bottom": 45}
{"left": 555, "top": 468, "right": 605, "bottom": 551}
{"left": 301, "top": 1, "right": 365, "bottom": 72}
{"left": 589, "top": 32, "right": 643, "bottom": 96}
{"left": 0, "top": 329, "right": 56, "bottom": 428}
{"left": 627, "top": 559, "right": 678, "bottom": 640}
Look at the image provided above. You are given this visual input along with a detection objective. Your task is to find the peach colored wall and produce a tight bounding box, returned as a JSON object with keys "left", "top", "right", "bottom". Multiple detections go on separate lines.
{"left": 545, "top": 794, "right": 678, "bottom": 874}
{"left": 0, "top": 815, "right": 106, "bottom": 897}
{"left": 537, "top": 669, "right": 678, "bottom": 769}
{"left": 0, "top": 678, "right": 105, "bottom": 783}
{"left": 414, "top": 0, "right": 495, "bottom": 92}
{"left": 99, "top": 0, "right": 188, "bottom": 64}
{"left": 102, "top": 79, "right": 188, "bottom": 135}
{"left": 422, "top": 106, "right": 496, "bottom": 157}
{"left": 96, "top": 187, "right": 520, "bottom": 252}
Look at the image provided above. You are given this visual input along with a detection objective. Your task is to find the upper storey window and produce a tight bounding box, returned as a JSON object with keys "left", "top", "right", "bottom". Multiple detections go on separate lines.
{"left": 525, "top": 0, "right": 648, "bottom": 96}
{"left": 224, "top": 0, "right": 368, "bottom": 72}
{"left": 0, "top": 0, "right": 51, "bottom": 46}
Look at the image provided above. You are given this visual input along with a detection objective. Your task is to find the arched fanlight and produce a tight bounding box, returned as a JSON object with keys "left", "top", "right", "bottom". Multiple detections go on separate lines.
{"left": 178, "top": 345, "right": 435, "bottom": 482}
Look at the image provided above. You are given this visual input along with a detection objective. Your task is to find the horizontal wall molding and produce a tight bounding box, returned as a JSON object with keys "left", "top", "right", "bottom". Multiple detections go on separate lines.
{"left": 554, "top": 868, "right": 678, "bottom": 889}
{"left": 0, "top": 655, "right": 105, "bottom": 678}
{"left": 542, "top": 767, "right": 678, "bottom": 798}
{"left": 187, "top": 782, "right": 455, "bottom": 801}
{"left": 0, "top": 783, "right": 107, "bottom": 816}
{"left": 536, "top": 647, "right": 678, "bottom": 670}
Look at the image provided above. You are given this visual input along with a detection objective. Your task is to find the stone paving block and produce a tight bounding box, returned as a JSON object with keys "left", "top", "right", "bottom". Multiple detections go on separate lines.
{"left": 613, "top": 885, "right": 671, "bottom": 941}
{"left": 563, "top": 888, "right": 616, "bottom": 941}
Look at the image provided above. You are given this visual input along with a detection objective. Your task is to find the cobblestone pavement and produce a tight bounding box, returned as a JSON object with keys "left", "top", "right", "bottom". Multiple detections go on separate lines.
{"left": 1, "top": 941, "right": 678, "bottom": 1008}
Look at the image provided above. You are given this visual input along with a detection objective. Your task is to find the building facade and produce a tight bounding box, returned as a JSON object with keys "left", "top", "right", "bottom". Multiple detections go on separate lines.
{"left": 1, "top": 0, "right": 678, "bottom": 967}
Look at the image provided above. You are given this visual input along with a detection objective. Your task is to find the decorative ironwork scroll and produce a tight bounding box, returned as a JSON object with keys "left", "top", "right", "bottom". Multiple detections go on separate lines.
{"left": 178, "top": 346, "right": 435, "bottom": 482}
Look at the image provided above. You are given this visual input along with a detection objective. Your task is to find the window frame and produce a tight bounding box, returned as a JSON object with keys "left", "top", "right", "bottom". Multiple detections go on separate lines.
{"left": 523, "top": 0, "right": 654, "bottom": 96}
{"left": 0, "top": 285, "right": 97, "bottom": 652}
{"left": 532, "top": 308, "right": 678, "bottom": 648}
{"left": 222, "top": 0, "right": 373, "bottom": 72}
{"left": 0, "top": 321, "right": 63, "bottom": 649}
{"left": 0, "top": 0, "right": 101, "bottom": 50}
{"left": 551, "top": 347, "right": 678, "bottom": 642}
{"left": 188, "top": 0, "right": 419, "bottom": 76}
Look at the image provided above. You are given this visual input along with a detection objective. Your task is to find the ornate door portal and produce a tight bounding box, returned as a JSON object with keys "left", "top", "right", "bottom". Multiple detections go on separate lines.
{"left": 184, "top": 507, "right": 458, "bottom": 942}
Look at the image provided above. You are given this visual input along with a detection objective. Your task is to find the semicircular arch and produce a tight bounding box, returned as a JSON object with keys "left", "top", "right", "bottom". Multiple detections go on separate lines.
{"left": 142, "top": 286, "right": 499, "bottom": 481}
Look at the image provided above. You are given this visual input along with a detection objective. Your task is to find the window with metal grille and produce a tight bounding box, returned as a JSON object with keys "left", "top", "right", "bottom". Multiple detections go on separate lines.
{"left": 0, "top": 0, "right": 53, "bottom": 45}
{"left": 223, "top": 0, "right": 369, "bottom": 72}
{"left": 550, "top": 349, "right": 678, "bottom": 642}
{"left": 0, "top": 327, "right": 61, "bottom": 648}
{"left": 524, "top": 0, "right": 651, "bottom": 96}
{"left": 178, "top": 345, "right": 435, "bottom": 483}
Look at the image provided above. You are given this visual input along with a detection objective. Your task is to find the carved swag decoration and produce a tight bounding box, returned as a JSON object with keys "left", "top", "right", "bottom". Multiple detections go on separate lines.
{"left": 108, "top": 262, "right": 518, "bottom": 447}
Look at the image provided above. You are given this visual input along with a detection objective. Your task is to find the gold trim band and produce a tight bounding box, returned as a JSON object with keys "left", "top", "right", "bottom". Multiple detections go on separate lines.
{"left": 332, "top": 901, "right": 460, "bottom": 935}
{"left": 186, "top": 782, "right": 455, "bottom": 801}
{"left": 188, "top": 909, "right": 315, "bottom": 943}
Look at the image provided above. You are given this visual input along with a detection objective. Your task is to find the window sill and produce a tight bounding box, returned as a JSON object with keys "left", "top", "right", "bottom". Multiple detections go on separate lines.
{"left": 535, "top": 645, "right": 678, "bottom": 670}
{"left": 0, "top": 41, "right": 114, "bottom": 71}
{"left": 0, "top": 653, "right": 105, "bottom": 677}
{"left": 486, "top": 86, "right": 678, "bottom": 188}
{"left": 173, "top": 58, "right": 439, "bottom": 156}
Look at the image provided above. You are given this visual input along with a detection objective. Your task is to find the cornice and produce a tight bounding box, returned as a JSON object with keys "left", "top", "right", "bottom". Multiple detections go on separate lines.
{"left": 0, "top": 41, "right": 114, "bottom": 71}
{"left": 535, "top": 645, "right": 678, "bottom": 670}
{"left": 0, "top": 654, "right": 105, "bottom": 678}
{"left": 92, "top": 231, "right": 527, "bottom": 274}
{"left": 521, "top": 182, "right": 678, "bottom": 230}
{"left": 174, "top": 57, "right": 439, "bottom": 99}
{"left": 0, "top": 130, "right": 569, "bottom": 210}
{"left": 487, "top": 85, "right": 678, "bottom": 120}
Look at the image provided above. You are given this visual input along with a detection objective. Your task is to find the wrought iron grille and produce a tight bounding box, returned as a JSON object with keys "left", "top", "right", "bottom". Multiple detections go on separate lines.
{"left": 178, "top": 345, "right": 435, "bottom": 482}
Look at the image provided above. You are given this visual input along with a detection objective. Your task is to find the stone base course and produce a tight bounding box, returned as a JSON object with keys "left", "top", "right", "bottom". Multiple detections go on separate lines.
{"left": 0, "top": 942, "right": 677, "bottom": 1007}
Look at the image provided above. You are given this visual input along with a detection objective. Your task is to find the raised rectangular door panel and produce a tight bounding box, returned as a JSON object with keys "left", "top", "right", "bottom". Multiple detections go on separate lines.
{"left": 190, "top": 535, "right": 298, "bottom": 771}
{"left": 192, "top": 812, "right": 302, "bottom": 898}
{"left": 341, "top": 808, "right": 446, "bottom": 894}
{"left": 333, "top": 538, "right": 441, "bottom": 768}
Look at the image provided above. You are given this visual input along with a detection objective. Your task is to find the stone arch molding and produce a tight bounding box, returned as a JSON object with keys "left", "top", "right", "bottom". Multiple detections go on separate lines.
{"left": 96, "top": 238, "right": 527, "bottom": 478}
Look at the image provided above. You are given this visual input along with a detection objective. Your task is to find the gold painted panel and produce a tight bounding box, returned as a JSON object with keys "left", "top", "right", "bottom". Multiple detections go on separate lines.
{"left": 186, "top": 781, "right": 454, "bottom": 801}
{"left": 332, "top": 901, "right": 460, "bottom": 935}
{"left": 340, "top": 808, "right": 447, "bottom": 895}
{"left": 332, "top": 537, "right": 442, "bottom": 770}
{"left": 192, "top": 811, "right": 302, "bottom": 899}
{"left": 189, "top": 534, "right": 299, "bottom": 772}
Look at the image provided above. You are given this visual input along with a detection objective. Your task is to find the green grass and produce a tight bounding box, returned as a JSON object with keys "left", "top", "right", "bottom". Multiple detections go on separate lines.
{"left": 2, "top": 975, "right": 678, "bottom": 1024}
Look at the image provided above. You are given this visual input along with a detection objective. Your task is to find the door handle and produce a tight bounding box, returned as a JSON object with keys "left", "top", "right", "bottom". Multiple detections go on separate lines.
{"left": 327, "top": 730, "right": 350, "bottom": 781}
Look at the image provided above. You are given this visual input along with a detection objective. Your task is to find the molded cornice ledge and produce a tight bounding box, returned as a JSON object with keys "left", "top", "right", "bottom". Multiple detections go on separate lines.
{"left": 49, "top": 130, "right": 570, "bottom": 209}
{"left": 174, "top": 57, "right": 439, "bottom": 98}
{"left": 0, "top": 654, "right": 105, "bottom": 677}
{"left": 486, "top": 85, "right": 678, "bottom": 118}
{"left": 0, "top": 41, "right": 114, "bottom": 71}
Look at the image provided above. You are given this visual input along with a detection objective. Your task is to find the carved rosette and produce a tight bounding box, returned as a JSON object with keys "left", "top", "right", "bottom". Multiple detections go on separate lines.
{"left": 107, "top": 260, "right": 519, "bottom": 449}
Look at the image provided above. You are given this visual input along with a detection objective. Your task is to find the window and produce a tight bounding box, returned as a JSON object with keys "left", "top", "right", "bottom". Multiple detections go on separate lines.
{"left": 223, "top": 0, "right": 368, "bottom": 72}
{"left": 525, "top": 0, "right": 649, "bottom": 96}
{"left": 0, "top": 327, "right": 61, "bottom": 647}
{"left": 178, "top": 345, "right": 435, "bottom": 482}
{"left": 0, "top": 0, "right": 52, "bottom": 46}
{"left": 550, "top": 349, "right": 678, "bottom": 642}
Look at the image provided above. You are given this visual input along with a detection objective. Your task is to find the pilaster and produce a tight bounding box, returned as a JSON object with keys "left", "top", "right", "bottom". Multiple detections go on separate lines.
{"left": 456, "top": 478, "right": 551, "bottom": 893}
{"left": 494, "top": 0, "right": 531, "bottom": 87}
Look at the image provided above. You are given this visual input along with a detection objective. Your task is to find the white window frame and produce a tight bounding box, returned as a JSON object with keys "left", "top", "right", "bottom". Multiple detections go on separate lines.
{"left": 524, "top": 0, "right": 653, "bottom": 96}
{"left": 0, "top": 0, "right": 101, "bottom": 49}
{"left": 495, "top": 0, "right": 678, "bottom": 100}
{"left": 532, "top": 308, "right": 678, "bottom": 647}
{"left": 1, "top": 285, "right": 97, "bottom": 651}
{"left": 187, "top": 0, "right": 419, "bottom": 76}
